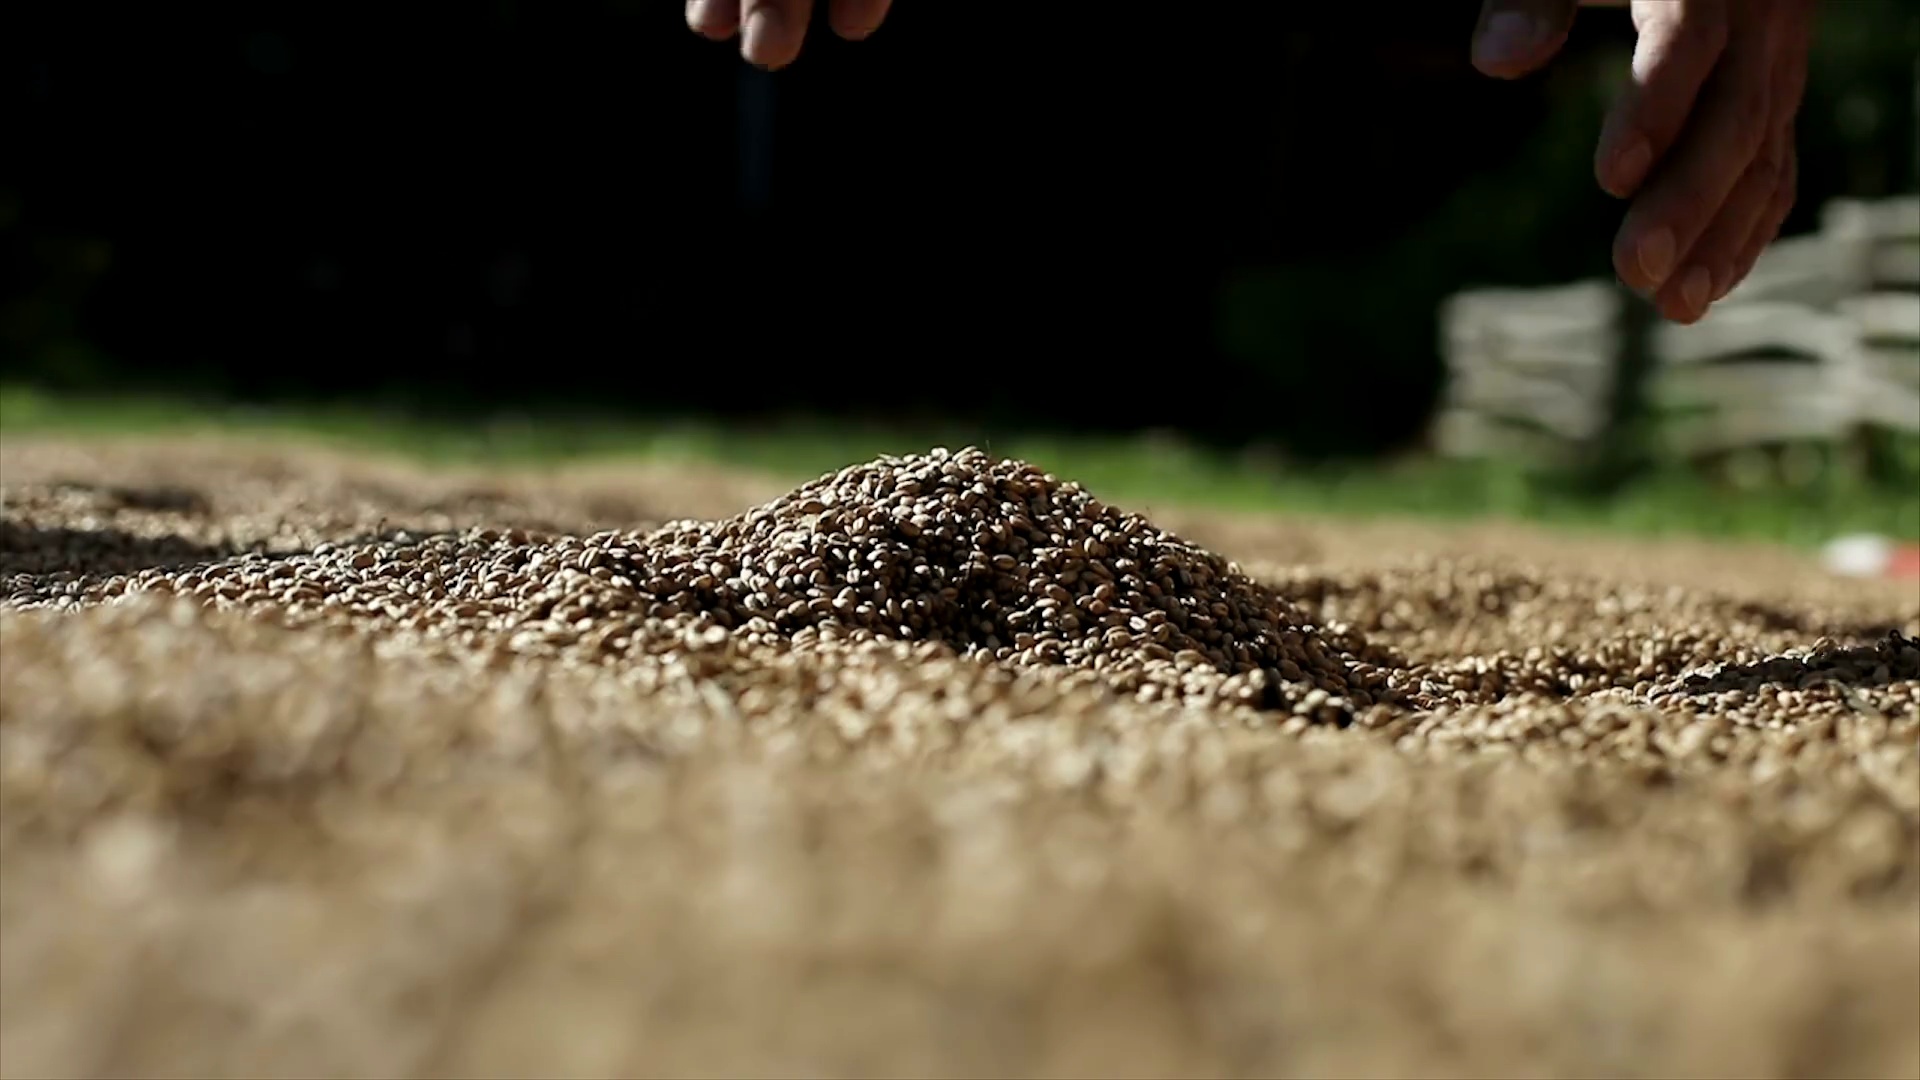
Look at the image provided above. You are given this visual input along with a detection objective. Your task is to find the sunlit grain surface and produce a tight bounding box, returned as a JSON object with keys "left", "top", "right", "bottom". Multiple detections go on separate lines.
{"left": 3, "top": 436, "right": 1916, "bottom": 1080}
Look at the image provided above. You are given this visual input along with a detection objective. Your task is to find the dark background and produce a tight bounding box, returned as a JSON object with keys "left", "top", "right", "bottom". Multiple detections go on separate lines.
{"left": 4, "top": 2, "right": 1916, "bottom": 458}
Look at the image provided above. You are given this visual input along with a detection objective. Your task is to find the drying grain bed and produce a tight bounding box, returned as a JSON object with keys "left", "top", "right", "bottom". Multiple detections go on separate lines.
{"left": 2, "top": 437, "right": 1916, "bottom": 1079}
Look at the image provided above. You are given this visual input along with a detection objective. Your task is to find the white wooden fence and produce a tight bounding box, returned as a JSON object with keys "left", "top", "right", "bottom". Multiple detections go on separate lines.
{"left": 1435, "top": 194, "right": 1920, "bottom": 466}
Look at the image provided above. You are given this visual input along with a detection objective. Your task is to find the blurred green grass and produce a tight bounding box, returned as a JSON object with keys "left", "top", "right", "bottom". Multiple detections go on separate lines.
{"left": 3, "top": 384, "right": 1916, "bottom": 548}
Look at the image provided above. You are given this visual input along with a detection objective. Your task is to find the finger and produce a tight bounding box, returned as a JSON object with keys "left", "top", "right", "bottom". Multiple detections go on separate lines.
{"left": 1594, "top": 0, "right": 1728, "bottom": 198}
{"left": 1652, "top": 127, "right": 1786, "bottom": 320}
{"left": 741, "top": 0, "right": 812, "bottom": 70}
{"left": 829, "top": 0, "right": 891, "bottom": 40}
{"left": 1610, "top": 18, "right": 1772, "bottom": 299}
{"left": 687, "top": 0, "right": 742, "bottom": 40}
{"left": 1714, "top": 16, "right": 1809, "bottom": 304}
{"left": 1772, "top": 0, "right": 1815, "bottom": 120}
{"left": 1472, "top": 0, "right": 1581, "bottom": 79}
{"left": 1719, "top": 142, "right": 1796, "bottom": 303}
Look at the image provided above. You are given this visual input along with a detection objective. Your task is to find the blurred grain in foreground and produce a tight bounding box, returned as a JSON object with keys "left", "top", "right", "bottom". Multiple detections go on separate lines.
{"left": 2, "top": 436, "right": 1917, "bottom": 1080}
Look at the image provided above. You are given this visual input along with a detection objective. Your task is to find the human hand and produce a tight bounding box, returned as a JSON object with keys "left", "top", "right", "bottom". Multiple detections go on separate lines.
{"left": 1471, "top": 0, "right": 1815, "bottom": 324}
{"left": 686, "top": 0, "right": 893, "bottom": 71}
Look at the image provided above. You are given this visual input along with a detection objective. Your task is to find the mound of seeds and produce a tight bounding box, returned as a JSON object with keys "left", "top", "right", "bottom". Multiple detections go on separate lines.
{"left": 12, "top": 448, "right": 1401, "bottom": 720}
{"left": 621, "top": 447, "right": 1405, "bottom": 712}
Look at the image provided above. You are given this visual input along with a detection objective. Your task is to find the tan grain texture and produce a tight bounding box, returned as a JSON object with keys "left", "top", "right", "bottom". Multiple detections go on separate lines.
{"left": 2, "top": 435, "right": 1917, "bottom": 1080}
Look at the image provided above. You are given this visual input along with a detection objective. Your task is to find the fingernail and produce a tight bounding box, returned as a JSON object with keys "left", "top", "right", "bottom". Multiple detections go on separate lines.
{"left": 836, "top": 11, "right": 881, "bottom": 40}
{"left": 1474, "top": 11, "right": 1544, "bottom": 70}
{"left": 1608, "top": 136, "right": 1652, "bottom": 195}
{"left": 686, "top": 0, "right": 703, "bottom": 24}
{"left": 743, "top": 6, "right": 780, "bottom": 65}
{"left": 1637, "top": 226, "right": 1676, "bottom": 287}
{"left": 1679, "top": 266, "right": 1711, "bottom": 317}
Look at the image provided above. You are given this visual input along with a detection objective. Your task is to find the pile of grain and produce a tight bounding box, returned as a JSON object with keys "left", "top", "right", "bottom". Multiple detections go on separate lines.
{"left": 11, "top": 447, "right": 1406, "bottom": 721}
{"left": 3, "top": 437, "right": 1918, "bottom": 1079}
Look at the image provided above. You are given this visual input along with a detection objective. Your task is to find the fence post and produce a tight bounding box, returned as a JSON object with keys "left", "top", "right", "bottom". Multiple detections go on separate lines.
{"left": 1583, "top": 280, "right": 1658, "bottom": 491}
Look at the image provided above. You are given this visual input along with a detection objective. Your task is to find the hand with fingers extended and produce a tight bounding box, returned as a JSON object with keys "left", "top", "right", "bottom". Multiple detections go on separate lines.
{"left": 1472, "top": 0, "right": 1815, "bottom": 323}
{"left": 686, "top": 0, "right": 1814, "bottom": 326}
{"left": 686, "top": 0, "right": 892, "bottom": 72}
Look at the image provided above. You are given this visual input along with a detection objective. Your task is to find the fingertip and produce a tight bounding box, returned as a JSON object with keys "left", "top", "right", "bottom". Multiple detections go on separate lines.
{"left": 1678, "top": 266, "right": 1711, "bottom": 319}
{"left": 1471, "top": 11, "right": 1568, "bottom": 80}
{"left": 1650, "top": 264, "right": 1713, "bottom": 325}
{"left": 1654, "top": 292, "right": 1704, "bottom": 326}
{"left": 742, "top": 6, "right": 794, "bottom": 69}
{"left": 1471, "top": 58, "right": 1527, "bottom": 81}
{"left": 687, "top": 0, "right": 739, "bottom": 40}
{"left": 824, "top": 0, "right": 887, "bottom": 42}
{"left": 1611, "top": 246, "right": 1640, "bottom": 297}
{"left": 1598, "top": 136, "right": 1652, "bottom": 199}
{"left": 1471, "top": 48, "right": 1555, "bottom": 82}
{"left": 831, "top": 10, "right": 881, "bottom": 41}
{"left": 1613, "top": 220, "right": 1676, "bottom": 295}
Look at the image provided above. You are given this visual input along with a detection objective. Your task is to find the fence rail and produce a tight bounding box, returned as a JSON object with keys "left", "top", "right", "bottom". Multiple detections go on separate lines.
{"left": 1436, "top": 194, "right": 1920, "bottom": 467}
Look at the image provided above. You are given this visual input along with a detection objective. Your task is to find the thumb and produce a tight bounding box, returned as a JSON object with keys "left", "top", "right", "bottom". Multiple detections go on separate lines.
{"left": 1472, "top": 0, "right": 1580, "bottom": 79}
